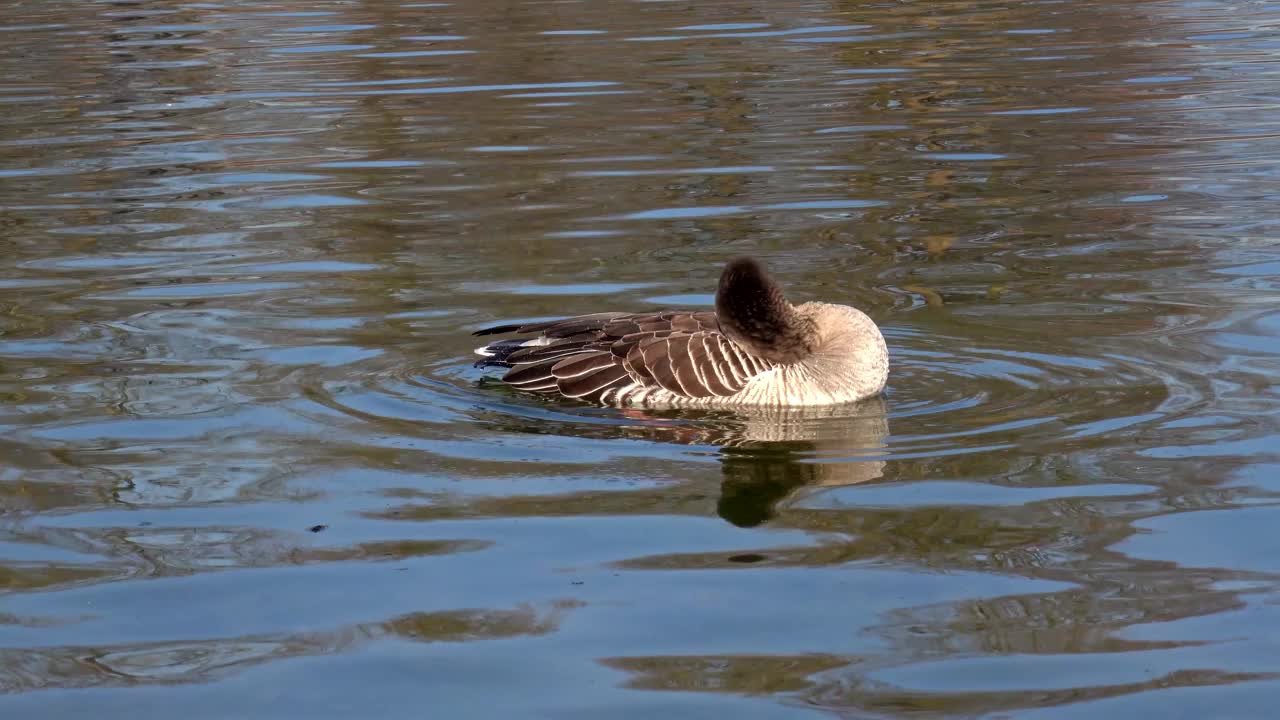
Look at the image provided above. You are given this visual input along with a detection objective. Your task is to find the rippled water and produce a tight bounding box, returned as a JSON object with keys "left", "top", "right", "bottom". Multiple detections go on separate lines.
{"left": 4, "top": 0, "right": 1280, "bottom": 716}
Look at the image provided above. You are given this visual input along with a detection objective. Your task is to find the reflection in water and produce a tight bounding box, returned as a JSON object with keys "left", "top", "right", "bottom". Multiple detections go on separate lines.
{"left": 697, "top": 400, "right": 889, "bottom": 527}
{"left": 464, "top": 394, "right": 890, "bottom": 526}
{"left": 4, "top": 0, "right": 1280, "bottom": 717}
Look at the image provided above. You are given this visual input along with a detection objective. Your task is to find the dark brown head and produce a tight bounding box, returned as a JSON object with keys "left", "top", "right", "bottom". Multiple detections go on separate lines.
{"left": 715, "top": 257, "right": 816, "bottom": 364}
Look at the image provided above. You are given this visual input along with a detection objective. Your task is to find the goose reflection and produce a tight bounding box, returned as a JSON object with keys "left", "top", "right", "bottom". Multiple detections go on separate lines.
{"left": 467, "top": 383, "right": 890, "bottom": 527}
{"left": 721, "top": 398, "right": 889, "bottom": 527}
{"left": 614, "top": 396, "right": 890, "bottom": 527}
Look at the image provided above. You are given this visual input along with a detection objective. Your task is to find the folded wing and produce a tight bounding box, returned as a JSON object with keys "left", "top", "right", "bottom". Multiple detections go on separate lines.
{"left": 476, "top": 311, "right": 775, "bottom": 402}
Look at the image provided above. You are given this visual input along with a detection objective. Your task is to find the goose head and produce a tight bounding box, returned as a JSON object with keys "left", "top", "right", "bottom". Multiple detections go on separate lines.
{"left": 716, "top": 256, "right": 889, "bottom": 400}
{"left": 715, "top": 257, "right": 817, "bottom": 363}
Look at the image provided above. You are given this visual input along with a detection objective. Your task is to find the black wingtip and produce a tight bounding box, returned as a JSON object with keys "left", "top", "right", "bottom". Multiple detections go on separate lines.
{"left": 472, "top": 323, "right": 524, "bottom": 337}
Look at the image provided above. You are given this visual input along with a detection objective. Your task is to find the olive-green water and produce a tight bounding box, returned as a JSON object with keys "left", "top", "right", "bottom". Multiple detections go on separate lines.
{"left": 4, "top": 0, "right": 1280, "bottom": 717}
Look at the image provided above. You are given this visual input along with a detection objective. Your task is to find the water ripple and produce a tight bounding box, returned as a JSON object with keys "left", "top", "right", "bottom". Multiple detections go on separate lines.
{"left": 3, "top": 0, "right": 1280, "bottom": 716}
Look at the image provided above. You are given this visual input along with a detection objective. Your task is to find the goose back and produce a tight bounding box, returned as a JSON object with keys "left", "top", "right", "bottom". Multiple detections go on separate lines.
{"left": 475, "top": 310, "right": 777, "bottom": 404}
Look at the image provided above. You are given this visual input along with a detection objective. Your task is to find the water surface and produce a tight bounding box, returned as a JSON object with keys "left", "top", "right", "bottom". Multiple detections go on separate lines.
{"left": 4, "top": 0, "right": 1280, "bottom": 717}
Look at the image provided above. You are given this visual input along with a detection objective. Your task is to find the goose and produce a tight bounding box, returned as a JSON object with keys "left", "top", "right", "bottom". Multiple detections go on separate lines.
{"left": 472, "top": 256, "right": 888, "bottom": 407}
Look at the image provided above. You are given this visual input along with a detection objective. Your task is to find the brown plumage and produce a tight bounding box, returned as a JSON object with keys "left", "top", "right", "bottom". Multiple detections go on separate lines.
{"left": 473, "top": 257, "right": 889, "bottom": 407}
{"left": 716, "top": 257, "right": 816, "bottom": 363}
{"left": 476, "top": 310, "right": 759, "bottom": 403}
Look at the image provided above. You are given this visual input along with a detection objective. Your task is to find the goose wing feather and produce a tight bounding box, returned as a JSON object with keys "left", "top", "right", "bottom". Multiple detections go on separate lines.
{"left": 472, "top": 312, "right": 631, "bottom": 338}
{"left": 476, "top": 310, "right": 771, "bottom": 401}
{"left": 628, "top": 332, "right": 764, "bottom": 398}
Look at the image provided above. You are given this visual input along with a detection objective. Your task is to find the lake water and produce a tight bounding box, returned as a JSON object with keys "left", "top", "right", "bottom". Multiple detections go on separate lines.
{"left": 4, "top": 0, "right": 1280, "bottom": 717}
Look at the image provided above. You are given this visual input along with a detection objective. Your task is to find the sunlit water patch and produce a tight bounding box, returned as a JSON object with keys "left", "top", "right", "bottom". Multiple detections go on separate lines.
{"left": 3, "top": 0, "right": 1280, "bottom": 717}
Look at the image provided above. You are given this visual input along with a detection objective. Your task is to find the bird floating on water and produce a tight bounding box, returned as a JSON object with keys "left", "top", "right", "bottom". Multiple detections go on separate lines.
{"left": 473, "top": 256, "right": 888, "bottom": 407}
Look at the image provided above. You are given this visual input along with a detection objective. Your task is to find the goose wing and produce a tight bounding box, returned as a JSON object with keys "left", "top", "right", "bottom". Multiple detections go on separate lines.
{"left": 475, "top": 311, "right": 775, "bottom": 402}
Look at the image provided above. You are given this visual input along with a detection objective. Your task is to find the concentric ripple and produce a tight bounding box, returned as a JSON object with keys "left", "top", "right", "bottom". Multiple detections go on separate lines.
{"left": 299, "top": 318, "right": 1212, "bottom": 468}
{"left": 8, "top": 0, "right": 1280, "bottom": 715}
{"left": 884, "top": 324, "right": 1212, "bottom": 458}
